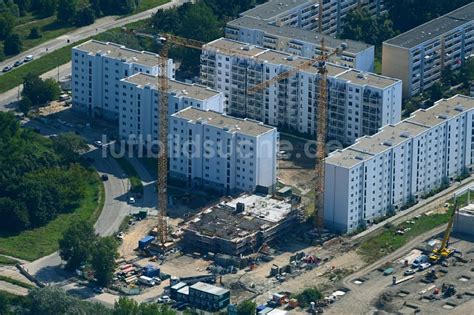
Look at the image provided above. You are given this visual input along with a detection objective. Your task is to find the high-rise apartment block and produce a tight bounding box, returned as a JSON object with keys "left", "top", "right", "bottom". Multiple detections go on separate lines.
{"left": 225, "top": 16, "right": 375, "bottom": 71}
{"left": 72, "top": 40, "right": 175, "bottom": 120}
{"left": 325, "top": 95, "right": 474, "bottom": 233}
{"left": 239, "top": 0, "right": 386, "bottom": 36}
{"left": 170, "top": 107, "right": 278, "bottom": 194}
{"left": 201, "top": 38, "right": 401, "bottom": 145}
{"left": 118, "top": 73, "right": 224, "bottom": 144}
{"left": 382, "top": 3, "right": 474, "bottom": 98}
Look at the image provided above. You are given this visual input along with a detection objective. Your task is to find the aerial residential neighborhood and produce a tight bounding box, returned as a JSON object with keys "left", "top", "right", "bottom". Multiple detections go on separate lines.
{"left": 0, "top": 0, "right": 473, "bottom": 314}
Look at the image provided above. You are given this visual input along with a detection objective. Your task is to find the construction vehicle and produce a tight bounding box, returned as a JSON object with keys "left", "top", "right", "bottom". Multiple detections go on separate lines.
{"left": 429, "top": 199, "right": 459, "bottom": 263}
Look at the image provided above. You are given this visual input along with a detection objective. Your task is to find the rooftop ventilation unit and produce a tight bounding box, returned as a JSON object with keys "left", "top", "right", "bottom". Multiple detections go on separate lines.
{"left": 400, "top": 132, "right": 411, "bottom": 138}
{"left": 454, "top": 105, "right": 464, "bottom": 112}
{"left": 437, "top": 114, "right": 448, "bottom": 120}
{"left": 382, "top": 141, "right": 393, "bottom": 147}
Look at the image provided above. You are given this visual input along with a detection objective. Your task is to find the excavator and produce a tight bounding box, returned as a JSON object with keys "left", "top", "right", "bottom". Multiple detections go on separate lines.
{"left": 429, "top": 199, "right": 459, "bottom": 263}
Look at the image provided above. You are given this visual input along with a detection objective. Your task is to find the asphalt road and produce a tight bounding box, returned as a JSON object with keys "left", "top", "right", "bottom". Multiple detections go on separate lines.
{"left": 0, "top": 62, "right": 71, "bottom": 111}
{"left": 0, "top": 0, "right": 188, "bottom": 74}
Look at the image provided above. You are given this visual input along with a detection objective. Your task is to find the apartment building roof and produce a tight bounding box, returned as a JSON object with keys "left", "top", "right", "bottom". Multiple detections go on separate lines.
{"left": 384, "top": 3, "right": 474, "bottom": 49}
{"left": 173, "top": 107, "right": 275, "bottom": 137}
{"left": 227, "top": 16, "right": 372, "bottom": 54}
{"left": 326, "top": 95, "right": 474, "bottom": 168}
{"left": 240, "top": 0, "right": 312, "bottom": 20}
{"left": 190, "top": 282, "right": 229, "bottom": 296}
{"left": 204, "top": 39, "right": 398, "bottom": 86}
{"left": 74, "top": 40, "right": 162, "bottom": 67}
{"left": 205, "top": 38, "right": 349, "bottom": 77}
{"left": 122, "top": 73, "right": 221, "bottom": 101}
{"left": 407, "top": 95, "right": 474, "bottom": 128}
{"left": 204, "top": 38, "right": 267, "bottom": 57}
{"left": 337, "top": 69, "right": 401, "bottom": 89}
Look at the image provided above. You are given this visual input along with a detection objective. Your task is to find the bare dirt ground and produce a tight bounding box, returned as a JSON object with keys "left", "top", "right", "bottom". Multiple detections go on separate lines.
{"left": 278, "top": 133, "right": 315, "bottom": 193}
{"left": 119, "top": 217, "right": 158, "bottom": 259}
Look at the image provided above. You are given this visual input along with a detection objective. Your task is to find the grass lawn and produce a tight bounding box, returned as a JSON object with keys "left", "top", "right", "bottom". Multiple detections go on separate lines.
{"left": 114, "top": 157, "right": 144, "bottom": 194}
{"left": 357, "top": 210, "right": 452, "bottom": 264}
{"left": 0, "top": 275, "right": 35, "bottom": 290}
{"left": 0, "top": 39, "right": 89, "bottom": 94}
{"left": 0, "top": 171, "right": 104, "bottom": 261}
{"left": 134, "top": 0, "right": 170, "bottom": 13}
{"left": 13, "top": 16, "right": 76, "bottom": 52}
{"left": 0, "top": 256, "right": 19, "bottom": 265}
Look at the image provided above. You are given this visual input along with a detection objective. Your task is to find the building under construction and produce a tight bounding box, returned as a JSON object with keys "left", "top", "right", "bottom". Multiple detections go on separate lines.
{"left": 182, "top": 193, "right": 301, "bottom": 256}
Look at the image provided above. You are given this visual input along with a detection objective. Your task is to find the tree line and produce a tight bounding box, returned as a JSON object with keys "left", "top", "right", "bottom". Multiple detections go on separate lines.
{"left": 0, "top": 287, "right": 176, "bottom": 314}
{"left": 0, "top": 112, "right": 91, "bottom": 233}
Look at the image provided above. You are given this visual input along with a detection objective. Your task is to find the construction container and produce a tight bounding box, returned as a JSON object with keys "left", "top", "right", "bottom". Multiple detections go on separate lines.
{"left": 142, "top": 265, "right": 160, "bottom": 278}
{"left": 270, "top": 265, "right": 279, "bottom": 277}
{"left": 139, "top": 235, "right": 155, "bottom": 250}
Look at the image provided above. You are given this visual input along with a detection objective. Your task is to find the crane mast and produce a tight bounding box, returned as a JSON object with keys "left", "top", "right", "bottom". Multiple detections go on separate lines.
{"left": 157, "top": 42, "right": 169, "bottom": 246}
{"left": 315, "top": 38, "right": 329, "bottom": 232}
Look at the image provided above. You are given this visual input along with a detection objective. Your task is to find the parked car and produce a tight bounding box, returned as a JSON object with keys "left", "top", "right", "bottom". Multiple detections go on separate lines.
{"left": 24, "top": 55, "right": 34, "bottom": 62}
{"left": 128, "top": 197, "right": 136, "bottom": 204}
{"left": 93, "top": 287, "right": 104, "bottom": 294}
{"left": 101, "top": 174, "right": 109, "bottom": 181}
{"left": 418, "top": 262, "right": 431, "bottom": 271}
{"left": 116, "top": 232, "right": 124, "bottom": 240}
{"left": 412, "top": 255, "right": 429, "bottom": 268}
{"left": 13, "top": 60, "right": 23, "bottom": 67}
{"left": 2, "top": 65, "right": 12, "bottom": 72}
{"left": 94, "top": 140, "right": 103, "bottom": 147}
{"left": 404, "top": 269, "right": 416, "bottom": 276}
{"left": 59, "top": 94, "right": 70, "bottom": 101}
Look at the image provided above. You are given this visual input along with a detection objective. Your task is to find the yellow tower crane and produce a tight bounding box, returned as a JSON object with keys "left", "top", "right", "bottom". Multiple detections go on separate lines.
{"left": 125, "top": 28, "right": 237, "bottom": 246}
{"left": 248, "top": 39, "right": 344, "bottom": 233}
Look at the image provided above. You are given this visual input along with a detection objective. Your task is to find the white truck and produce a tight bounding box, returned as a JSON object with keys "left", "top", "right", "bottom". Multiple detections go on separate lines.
{"left": 138, "top": 275, "right": 155, "bottom": 286}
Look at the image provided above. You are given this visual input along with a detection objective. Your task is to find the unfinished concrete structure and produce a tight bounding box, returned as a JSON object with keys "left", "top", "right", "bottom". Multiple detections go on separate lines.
{"left": 182, "top": 194, "right": 301, "bottom": 255}
{"left": 454, "top": 204, "right": 474, "bottom": 236}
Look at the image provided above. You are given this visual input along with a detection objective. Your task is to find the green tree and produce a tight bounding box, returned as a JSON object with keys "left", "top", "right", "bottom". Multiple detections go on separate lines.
{"left": 52, "top": 132, "right": 88, "bottom": 163}
{"left": 22, "top": 74, "right": 61, "bottom": 106}
{"left": 59, "top": 220, "right": 97, "bottom": 271}
{"left": 37, "top": 0, "right": 57, "bottom": 17}
{"left": 237, "top": 300, "right": 257, "bottom": 315}
{"left": 429, "top": 82, "right": 444, "bottom": 104}
{"left": 15, "top": 0, "right": 31, "bottom": 16}
{"left": 296, "top": 288, "right": 323, "bottom": 307}
{"left": 28, "top": 26, "right": 42, "bottom": 39}
{"left": 3, "top": 33, "right": 22, "bottom": 56}
{"left": 114, "top": 297, "right": 140, "bottom": 315}
{"left": 57, "top": 0, "right": 77, "bottom": 23}
{"left": 28, "top": 287, "right": 112, "bottom": 314}
{"left": 114, "top": 298, "right": 177, "bottom": 315}
{"left": 19, "top": 96, "right": 33, "bottom": 114}
{"left": 92, "top": 236, "right": 118, "bottom": 287}
{"left": 0, "top": 13, "right": 15, "bottom": 40}
{"left": 0, "top": 197, "right": 30, "bottom": 232}
{"left": 74, "top": 6, "right": 95, "bottom": 26}
{"left": 340, "top": 8, "right": 396, "bottom": 45}
{"left": 178, "top": 2, "right": 222, "bottom": 42}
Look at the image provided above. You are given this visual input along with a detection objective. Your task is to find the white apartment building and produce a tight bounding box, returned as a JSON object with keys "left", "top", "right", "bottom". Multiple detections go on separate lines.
{"left": 240, "top": 0, "right": 386, "bottom": 36}
{"left": 383, "top": 3, "right": 474, "bottom": 98}
{"left": 201, "top": 38, "right": 401, "bottom": 145}
{"left": 119, "top": 73, "right": 224, "bottom": 145}
{"left": 170, "top": 107, "right": 278, "bottom": 194}
{"left": 72, "top": 40, "right": 175, "bottom": 120}
{"left": 325, "top": 95, "right": 474, "bottom": 233}
{"left": 225, "top": 16, "right": 375, "bottom": 71}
